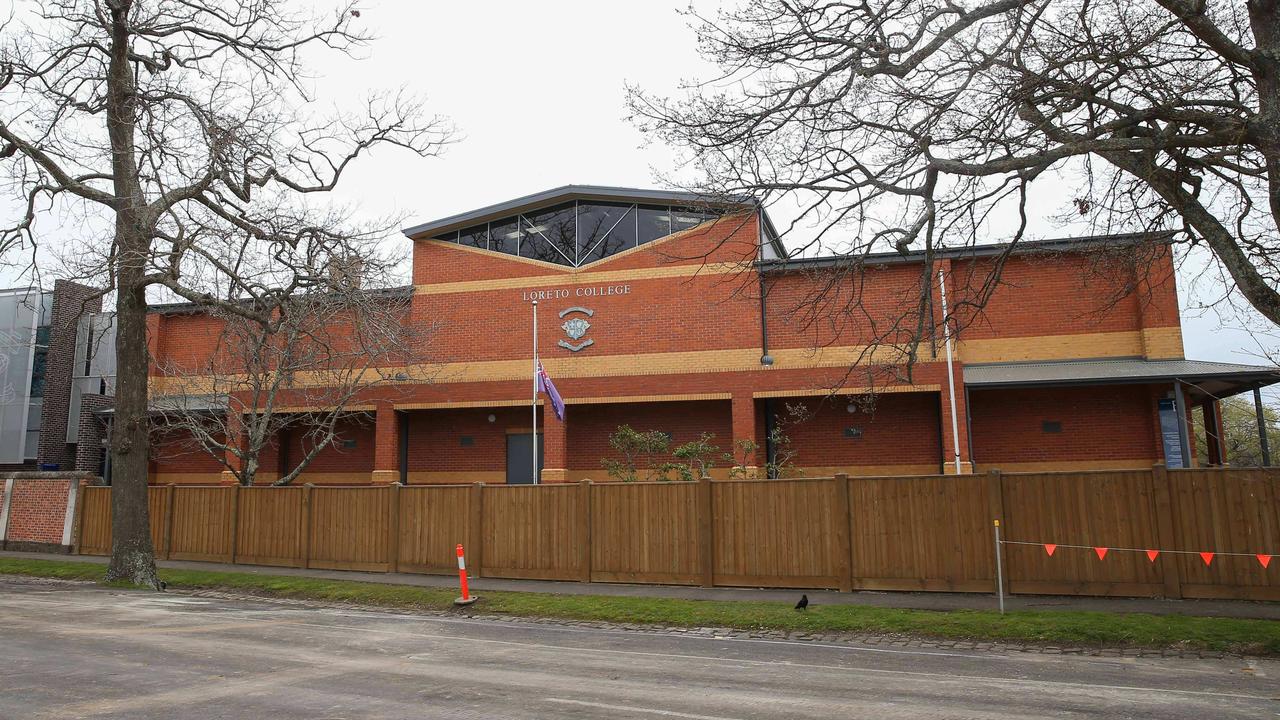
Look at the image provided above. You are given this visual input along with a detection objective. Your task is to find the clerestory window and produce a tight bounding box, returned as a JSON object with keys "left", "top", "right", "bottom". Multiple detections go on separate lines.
{"left": 432, "top": 201, "right": 721, "bottom": 268}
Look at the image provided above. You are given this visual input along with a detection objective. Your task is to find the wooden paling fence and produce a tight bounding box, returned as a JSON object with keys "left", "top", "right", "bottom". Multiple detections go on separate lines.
{"left": 75, "top": 467, "right": 1280, "bottom": 600}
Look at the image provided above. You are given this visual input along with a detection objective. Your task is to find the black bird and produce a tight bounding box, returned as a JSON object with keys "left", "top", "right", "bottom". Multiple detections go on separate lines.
{"left": 795, "top": 594, "right": 809, "bottom": 611}
{"left": 158, "top": 580, "right": 168, "bottom": 591}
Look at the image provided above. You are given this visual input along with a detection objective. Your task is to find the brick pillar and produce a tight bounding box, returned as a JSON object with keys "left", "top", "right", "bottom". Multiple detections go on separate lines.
{"left": 1136, "top": 245, "right": 1185, "bottom": 359}
{"left": 38, "top": 280, "right": 103, "bottom": 470}
{"left": 145, "top": 313, "right": 163, "bottom": 369}
{"left": 221, "top": 410, "right": 244, "bottom": 485}
{"left": 935, "top": 262, "right": 973, "bottom": 475}
{"left": 940, "top": 387, "right": 973, "bottom": 475}
{"left": 731, "top": 394, "right": 759, "bottom": 477}
{"left": 540, "top": 406, "right": 569, "bottom": 483}
{"left": 371, "top": 400, "right": 400, "bottom": 484}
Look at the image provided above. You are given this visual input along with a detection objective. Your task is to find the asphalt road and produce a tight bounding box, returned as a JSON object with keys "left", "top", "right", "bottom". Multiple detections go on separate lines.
{"left": 1, "top": 576, "right": 1277, "bottom": 719}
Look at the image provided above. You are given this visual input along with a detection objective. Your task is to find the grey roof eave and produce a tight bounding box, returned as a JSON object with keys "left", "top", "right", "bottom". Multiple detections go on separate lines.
{"left": 401, "top": 184, "right": 758, "bottom": 240}
{"left": 964, "top": 358, "right": 1280, "bottom": 393}
{"left": 150, "top": 284, "right": 414, "bottom": 316}
{"left": 756, "top": 231, "right": 1174, "bottom": 272}
{"left": 965, "top": 374, "right": 1280, "bottom": 390}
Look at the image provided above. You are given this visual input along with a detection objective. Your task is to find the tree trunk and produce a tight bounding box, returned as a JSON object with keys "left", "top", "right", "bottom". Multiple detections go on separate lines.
{"left": 105, "top": 265, "right": 159, "bottom": 588}
{"left": 103, "top": 0, "right": 159, "bottom": 588}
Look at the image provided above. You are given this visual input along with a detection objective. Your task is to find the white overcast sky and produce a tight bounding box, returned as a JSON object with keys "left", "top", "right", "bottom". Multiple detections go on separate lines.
{"left": 3, "top": 0, "right": 1275, "bottom": 369}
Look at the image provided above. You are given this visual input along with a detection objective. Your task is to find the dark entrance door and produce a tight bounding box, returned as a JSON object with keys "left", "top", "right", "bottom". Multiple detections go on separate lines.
{"left": 506, "top": 433, "right": 544, "bottom": 484}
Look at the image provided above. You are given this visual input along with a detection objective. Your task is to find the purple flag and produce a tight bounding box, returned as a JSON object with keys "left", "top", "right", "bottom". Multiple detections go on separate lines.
{"left": 536, "top": 361, "right": 565, "bottom": 421}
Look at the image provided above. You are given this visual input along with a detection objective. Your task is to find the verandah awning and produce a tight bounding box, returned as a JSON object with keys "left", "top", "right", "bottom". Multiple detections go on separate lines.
{"left": 963, "top": 358, "right": 1280, "bottom": 400}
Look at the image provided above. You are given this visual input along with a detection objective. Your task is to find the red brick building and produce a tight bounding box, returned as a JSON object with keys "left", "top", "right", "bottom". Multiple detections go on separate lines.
{"left": 145, "top": 186, "right": 1278, "bottom": 485}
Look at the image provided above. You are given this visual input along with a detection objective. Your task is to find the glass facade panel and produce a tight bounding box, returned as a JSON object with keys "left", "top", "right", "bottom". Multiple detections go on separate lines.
{"left": 578, "top": 203, "right": 636, "bottom": 265}
{"left": 428, "top": 198, "right": 726, "bottom": 267}
{"left": 637, "top": 206, "right": 672, "bottom": 245}
{"left": 458, "top": 224, "right": 488, "bottom": 250}
{"left": 489, "top": 219, "right": 520, "bottom": 256}
{"left": 523, "top": 203, "right": 576, "bottom": 265}
{"left": 520, "top": 219, "right": 572, "bottom": 265}
{"left": 671, "top": 205, "right": 717, "bottom": 229}
{"left": 0, "top": 289, "right": 38, "bottom": 464}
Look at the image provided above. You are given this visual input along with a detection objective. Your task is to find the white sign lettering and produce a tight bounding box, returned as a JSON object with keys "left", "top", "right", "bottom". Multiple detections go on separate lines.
{"left": 520, "top": 284, "right": 631, "bottom": 302}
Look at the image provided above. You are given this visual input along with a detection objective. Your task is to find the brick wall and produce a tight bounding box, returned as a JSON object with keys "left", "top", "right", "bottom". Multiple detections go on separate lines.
{"left": 780, "top": 392, "right": 943, "bottom": 473}
{"left": 405, "top": 406, "right": 530, "bottom": 482}
{"left": 0, "top": 473, "right": 96, "bottom": 551}
{"left": 151, "top": 426, "right": 226, "bottom": 477}
{"left": 74, "top": 394, "right": 112, "bottom": 473}
{"left": 568, "top": 400, "right": 734, "bottom": 475}
{"left": 951, "top": 254, "right": 1144, "bottom": 338}
{"left": 5, "top": 478, "right": 70, "bottom": 544}
{"left": 140, "top": 207, "right": 1188, "bottom": 481}
{"left": 284, "top": 415, "right": 374, "bottom": 477}
{"left": 969, "top": 384, "right": 1162, "bottom": 470}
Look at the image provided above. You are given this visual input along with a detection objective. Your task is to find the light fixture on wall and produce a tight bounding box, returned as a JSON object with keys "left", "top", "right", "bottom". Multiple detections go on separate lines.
{"left": 487, "top": 414, "right": 496, "bottom": 423}
{"left": 846, "top": 402, "right": 857, "bottom": 414}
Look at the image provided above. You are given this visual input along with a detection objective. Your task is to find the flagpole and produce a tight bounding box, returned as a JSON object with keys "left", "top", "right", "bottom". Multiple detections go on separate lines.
{"left": 532, "top": 299, "right": 539, "bottom": 485}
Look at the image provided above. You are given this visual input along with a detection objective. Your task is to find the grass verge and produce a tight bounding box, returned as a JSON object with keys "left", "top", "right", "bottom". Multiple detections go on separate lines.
{"left": 2, "top": 556, "right": 1277, "bottom": 655}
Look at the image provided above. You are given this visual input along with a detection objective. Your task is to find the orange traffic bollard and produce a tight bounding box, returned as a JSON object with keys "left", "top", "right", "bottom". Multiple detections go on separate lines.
{"left": 454, "top": 543, "right": 478, "bottom": 606}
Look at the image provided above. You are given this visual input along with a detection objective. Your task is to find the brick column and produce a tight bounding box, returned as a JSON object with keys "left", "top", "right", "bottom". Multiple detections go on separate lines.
{"left": 371, "top": 400, "right": 400, "bottom": 484}
{"left": 1136, "top": 245, "right": 1185, "bottom": 359}
{"left": 940, "top": 387, "right": 973, "bottom": 475}
{"left": 936, "top": 262, "right": 973, "bottom": 475}
{"left": 146, "top": 313, "right": 163, "bottom": 369}
{"left": 540, "top": 406, "right": 569, "bottom": 483}
{"left": 731, "top": 394, "right": 759, "bottom": 477}
{"left": 38, "top": 280, "right": 103, "bottom": 470}
{"left": 221, "top": 410, "right": 244, "bottom": 485}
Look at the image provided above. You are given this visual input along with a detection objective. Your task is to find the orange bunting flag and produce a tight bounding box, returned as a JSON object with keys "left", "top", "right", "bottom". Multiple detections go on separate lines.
{"left": 1044, "top": 544, "right": 1057, "bottom": 557}
{"left": 1146, "top": 550, "right": 1159, "bottom": 563}
{"left": 1200, "top": 552, "right": 1215, "bottom": 566}
{"left": 1094, "top": 547, "right": 1109, "bottom": 560}
{"left": 1258, "top": 554, "right": 1273, "bottom": 569}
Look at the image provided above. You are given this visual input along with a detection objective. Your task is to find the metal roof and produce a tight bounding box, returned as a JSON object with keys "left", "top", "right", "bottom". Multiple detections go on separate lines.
{"left": 95, "top": 394, "right": 227, "bottom": 415}
{"left": 400, "top": 185, "right": 759, "bottom": 239}
{"left": 964, "top": 358, "right": 1280, "bottom": 397}
{"left": 758, "top": 232, "right": 1173, "bottom": 272}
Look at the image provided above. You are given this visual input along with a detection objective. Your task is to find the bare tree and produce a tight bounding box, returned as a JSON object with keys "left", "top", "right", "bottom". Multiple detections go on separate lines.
{"left": 629, "top": 0, "right": 1280, "bottom": 343}
{"left": 1193, "top": 393, "right": 1279, "bottom": 466}
{"left": 152, "top": 263, "right": 427, "bottom": 487}
{"left": 0, "top": 1, "right": 451, "bottom": 586}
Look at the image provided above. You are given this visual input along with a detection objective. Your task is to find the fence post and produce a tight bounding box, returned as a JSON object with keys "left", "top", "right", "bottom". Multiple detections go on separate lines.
{"left": 986, "top": 469, "right": 1009, "bottom": 594}
{"left": 1150, "top": 463, "right": 1183, "bottom": 599}
{"left": 387, "top": 482, "right": 400, "bottom": 573}
{"left": 579, "top": 480, "right": 592, "bottom": 582}
{"left": 227, "top": 484, "right": 240, "bottom": 564}
{"left": 299, "top": 484, "right": 313, "bottom": 569}
{"left": 163, "top": 485, "right": 177, "bottom": 560}
{"left": 697, "top": 474, "right": 714, "bottom": 588}
{"left": 469, "top": 483, "right": 484, "bottom": 578}
{"left": 831, "top": 474, "right": 853, "bottom": 591}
